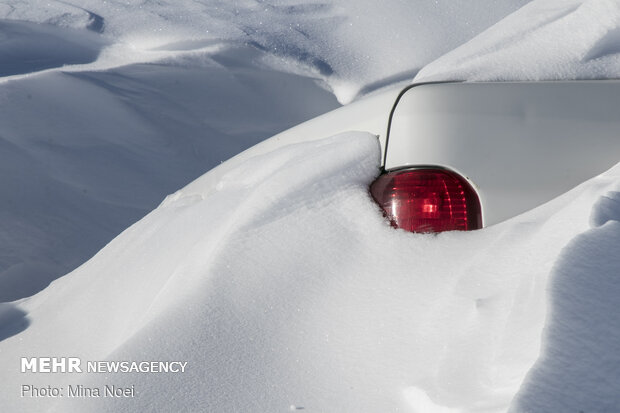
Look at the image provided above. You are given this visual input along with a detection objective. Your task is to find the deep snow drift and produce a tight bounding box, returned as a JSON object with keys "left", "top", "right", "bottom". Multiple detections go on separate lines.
{"left": 0, "top": 0, "right": 530, "bottom": 102}
{"left": 416, "top": 0, "right": 620, "bottom": 82}
{"left": 0, "top": 0, "right": 529, "bottom": 301}
{"left": 2, "top": 0, "right": 620, "bottom": 412}
{"left": 0, "top": 36, "right": 339, "bottom": 301}
{"left": 2, "top": 132, "right": 620, "bottom": 412}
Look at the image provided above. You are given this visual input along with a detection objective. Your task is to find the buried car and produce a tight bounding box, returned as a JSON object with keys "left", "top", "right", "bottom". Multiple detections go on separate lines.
{"left": 204, "top": 80, "right": 620, "bottom": 232}
{"left": 373, "top": 80, "right": 620, "bottom": 232}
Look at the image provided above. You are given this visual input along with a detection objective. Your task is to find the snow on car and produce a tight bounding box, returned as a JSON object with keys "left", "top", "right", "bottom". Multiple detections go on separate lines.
{"left": 378, "top": 80, "right": 620, "bottom": 230}
{"left": 230, "top": 79, "right": 620, "bottom": 233}
{"left": 1, "top": 0, "right": 620, "bottom": 412}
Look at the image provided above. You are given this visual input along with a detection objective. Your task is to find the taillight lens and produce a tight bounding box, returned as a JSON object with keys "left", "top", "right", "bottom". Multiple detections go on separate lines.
{"left": 370, "top": 168, "right": 482, "bottom": 233}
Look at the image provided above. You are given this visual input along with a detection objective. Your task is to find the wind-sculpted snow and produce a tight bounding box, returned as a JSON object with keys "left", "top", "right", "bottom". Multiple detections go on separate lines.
{"left": 0, "top": 45, "right": 339, "bottom": 301}
{"left": 417, "top": 0, "right": 620, "bottom": 82}
{"left": 2, "top": 0, "right": 620, "bottom": 412}
{"left": 511, "top": 190, "right": 620, "bottom": 412}
{"left": 0, "top": 20, "right": 106, "bottom": 77}
{"left": 0, "top": 0, "right": 534, "bottom": 302}
{"left": 1, "top": 132, "right": 619, "bottom": 412}
{"left": 0, "top": 0, "right": 530, "bottom": 102}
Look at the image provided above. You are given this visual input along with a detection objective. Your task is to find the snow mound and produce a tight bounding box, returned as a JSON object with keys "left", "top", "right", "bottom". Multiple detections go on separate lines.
{"left": 0, "top": 20, "right": 106, "bottom": 77}
{"left": 417, "top": 0, "right": 620, "bottom": 82}
{"left": 2, "top": 1, "right": 620, "bottom": 412}
{"left": 0, "top": 44, "right": 339, "bottom": 302}
{"left": 512, "top": 205, "right": 620, "bottom": 412}
{"left": 0, "top": 0, "right": 534, "bottom": 301}
{"left": 0, "top": 0, "right": 530, "bottom": 102}
{"left": 2, "top": 132, "right": 620, "bottom": 412}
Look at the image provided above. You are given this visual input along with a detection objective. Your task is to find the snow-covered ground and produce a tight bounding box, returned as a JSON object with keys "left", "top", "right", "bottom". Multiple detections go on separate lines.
{"left": 0, "top": 41, "right": 340, "bottom": 302}
{"left": 2, "top": 0, "right": 620, "bottom": 412}
{"left": 0, "top": 0, "right": 529, "bottom": 302}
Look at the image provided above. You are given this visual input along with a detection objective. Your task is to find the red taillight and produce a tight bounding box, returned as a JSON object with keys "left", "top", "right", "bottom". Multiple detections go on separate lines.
{"left": 370, "top": 168, "right": 482, "bottom": 233}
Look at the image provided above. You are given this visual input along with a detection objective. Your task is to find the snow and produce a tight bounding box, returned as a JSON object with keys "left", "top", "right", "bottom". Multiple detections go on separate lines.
{"left": 3, "top": 131, "right": 620, "bottom": 412}
{"left": 1, "top": 0, "right": 620, "bottom": 412}
{"left": 511, "top": 215, "right": 620, "bottom": 412}
{"left": 0, "top": 0, "right": 530, "bottom": 102}
{"left": 416, "top": 0, "right": 620, "bottom": 82}
{"left": 0, "top": 0, "right": 530, "bottom": 301}
{"left": 0, "top": 38, "right": 340, "bottom": 301}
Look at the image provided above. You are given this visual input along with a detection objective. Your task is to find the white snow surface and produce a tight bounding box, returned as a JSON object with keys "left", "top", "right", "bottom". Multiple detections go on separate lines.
{"left": 0, "top": 0, "right": 530, "bottom": 102}
{"left": 2, "top": 0, "right": 620, "bottom": 412}
{"left": 3, "top": 132, "right": 620, "bottom": 412}
{"left": 416, "top": 0, "right": 620, "bottom": 82}
{"left": 0, "top": 0, "right": 533, "bottom": 302}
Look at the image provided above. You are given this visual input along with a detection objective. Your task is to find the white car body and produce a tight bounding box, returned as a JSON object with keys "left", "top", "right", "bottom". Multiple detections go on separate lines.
{"left": 386, "top": 81, "right": 620, "bottom": 225}
{"left": 201, "top": 80, "right": 620, "bottom": 227}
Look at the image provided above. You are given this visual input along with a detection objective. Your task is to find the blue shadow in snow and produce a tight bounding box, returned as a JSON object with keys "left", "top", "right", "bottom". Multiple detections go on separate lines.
{"left": 0, "top": 303, "right": 30, "bottom": 342}
{"left": 510, "top": 191, "right": 620, "bottom": 412}
{"left": 0, "top": 19, "right": 106, "bottom": 77}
